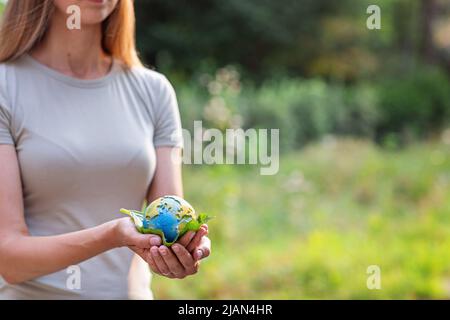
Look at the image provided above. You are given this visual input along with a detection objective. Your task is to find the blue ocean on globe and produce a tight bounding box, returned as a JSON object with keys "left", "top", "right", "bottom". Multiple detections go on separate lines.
{"left": 143, "top": 207, "right": 180, "bottom": 243}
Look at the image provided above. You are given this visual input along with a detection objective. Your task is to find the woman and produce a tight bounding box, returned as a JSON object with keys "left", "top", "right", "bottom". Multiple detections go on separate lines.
{"left": 0, "top": 0, "right": 211, "bottom": 299}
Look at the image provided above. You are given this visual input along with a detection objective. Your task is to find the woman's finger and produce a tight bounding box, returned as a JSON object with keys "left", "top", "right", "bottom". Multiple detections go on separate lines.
{"left": 177, "top": 231, "right": 196, "bottom": 247}
{"left": 145, "top": 249, "right": 162, "bottom": 275}
{"left": 131, "top": 247, "right": 159, "bottom": 269}
{"left": 129, "top": 245, "right": 145, "bottom": 257}
{"left": 128, "top": 233, "right": 162, "bottom": 249}
{"left": 150, "top": 246, "right": 170, "bottom": 275}
{"left": 172, "top": 244, "right": 196, "bottom": 272}
{"left": 194, "top": 236, "right": 211, "bottom": 261}
{"left": 186, "top": 225, "right": 208, "bottom": 253}
{"left": 158, "top": 246, "right": 185, "bottom": 278}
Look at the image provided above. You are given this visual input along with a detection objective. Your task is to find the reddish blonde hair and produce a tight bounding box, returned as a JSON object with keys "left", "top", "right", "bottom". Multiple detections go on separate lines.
{"left": 0, "top": 0, "right": 142, "bottom": 67}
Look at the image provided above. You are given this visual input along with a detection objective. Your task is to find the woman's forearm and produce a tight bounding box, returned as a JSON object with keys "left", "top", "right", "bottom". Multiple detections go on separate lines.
{"left": 0, "top": 220, "right": 119, "bottom": 284}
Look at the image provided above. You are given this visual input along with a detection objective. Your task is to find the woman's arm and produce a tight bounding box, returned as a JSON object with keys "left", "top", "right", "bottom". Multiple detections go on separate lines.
{"left": 143, "top": 147, "right": 211, "bottom": 279}
{"left": 0, "top": 145, "right": 160, "bottom": 285}
{"left": 147, "top": 147, "right": 184, "bottom": 200}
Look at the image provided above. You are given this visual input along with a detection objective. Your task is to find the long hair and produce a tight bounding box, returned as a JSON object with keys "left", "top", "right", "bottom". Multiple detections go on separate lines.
{"left": 0, "top": 0, "right": 142, "bottom": 67}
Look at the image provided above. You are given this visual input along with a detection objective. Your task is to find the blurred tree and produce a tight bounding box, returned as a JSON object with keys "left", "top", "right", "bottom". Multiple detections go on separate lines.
{"left": 134, "top": 0, "right": 450, "bottom": 82}
{"left": 419, "top": 0, "right": 437, "bottom": 63}
{"left": 134, "top": 0, "right": 343, "bottom": 80}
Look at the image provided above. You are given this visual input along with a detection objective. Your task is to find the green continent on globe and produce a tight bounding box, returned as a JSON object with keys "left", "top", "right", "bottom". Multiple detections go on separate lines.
{"left": 120, "top": 195, "right": 210, "bottom": 246}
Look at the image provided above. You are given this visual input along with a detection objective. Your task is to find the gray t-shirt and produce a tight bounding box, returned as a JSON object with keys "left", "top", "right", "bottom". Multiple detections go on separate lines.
{"left": 0, "top": 54, "right": 183, "bottom": 299}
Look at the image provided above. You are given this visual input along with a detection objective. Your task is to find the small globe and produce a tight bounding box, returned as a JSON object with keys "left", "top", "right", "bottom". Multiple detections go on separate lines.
{"left": 143, "top": 196, "right": 196, "bottom": 243}
{"left": 120, "top": 195, "right": 207, "bottom": 246}
{"left": 145, "top": 195, "right": 196, "bottom": 220}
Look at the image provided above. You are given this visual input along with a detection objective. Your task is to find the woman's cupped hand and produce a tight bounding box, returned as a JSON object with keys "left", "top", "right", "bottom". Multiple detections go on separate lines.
{"left": 114, "top": 217, "right": 211, "bottom": 279}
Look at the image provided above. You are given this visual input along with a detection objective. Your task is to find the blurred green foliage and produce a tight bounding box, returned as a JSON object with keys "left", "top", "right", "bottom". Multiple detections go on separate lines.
{"left": 135, "top": 0, "right": 433, "bottom": 81}
{"left": 135, "top": 0, "right": 341, "bottom": 80}
{"left": 377, "top": 67, "right": 450, "bottom": 142}
{"left": 153, "top": 138, "right": 450, "bottom": 299}
{"left": 135, "top": 0, "right": 450, "bottom": 147}
{"left": 174, "top": 66, "right": 450, "bottom": 151}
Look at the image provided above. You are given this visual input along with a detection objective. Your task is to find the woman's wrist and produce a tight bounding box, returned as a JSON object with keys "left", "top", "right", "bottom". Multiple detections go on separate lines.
{"left": 100, "top": 219, "right": 124, "bottom": 249}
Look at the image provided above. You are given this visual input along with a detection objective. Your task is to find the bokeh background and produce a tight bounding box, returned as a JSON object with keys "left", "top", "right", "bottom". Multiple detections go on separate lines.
{"left": 3, "top": 0, "right": 450, "bottom": 299}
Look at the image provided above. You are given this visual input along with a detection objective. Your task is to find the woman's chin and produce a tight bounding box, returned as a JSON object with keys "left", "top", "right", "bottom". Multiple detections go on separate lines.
{"left": 79, "top": 12, "right": 112, "bottom": 25}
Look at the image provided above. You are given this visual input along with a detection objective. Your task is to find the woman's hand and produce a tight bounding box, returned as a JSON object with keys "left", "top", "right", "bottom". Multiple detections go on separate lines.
{"left": 114, "top": 218, "right": 211, "bottom": 279}
{"left": 145, "top": 224, "right": 211, "bottom": 279}
{"left": 141, "top": 147, "right": 211, "bottom": 279}
{"left": 113, "top": 217, "right": 162, "bottom": 257}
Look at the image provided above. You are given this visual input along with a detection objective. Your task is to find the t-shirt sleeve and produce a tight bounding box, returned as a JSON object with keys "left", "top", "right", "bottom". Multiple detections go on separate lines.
{"left": 0, "top": 94, "right": 14, "bottom": 146}
{"left": 152, "top": 75, "right": 184, "bottom": 148}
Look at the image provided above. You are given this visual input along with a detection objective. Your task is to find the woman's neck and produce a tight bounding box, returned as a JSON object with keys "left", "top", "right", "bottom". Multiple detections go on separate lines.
{"left": 30, "top": 11, "right": 112, "bottom": 80}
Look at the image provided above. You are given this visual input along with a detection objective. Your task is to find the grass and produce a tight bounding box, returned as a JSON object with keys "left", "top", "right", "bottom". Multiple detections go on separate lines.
{"left": 152, "top": 137, "right": 450, "bottom": 299}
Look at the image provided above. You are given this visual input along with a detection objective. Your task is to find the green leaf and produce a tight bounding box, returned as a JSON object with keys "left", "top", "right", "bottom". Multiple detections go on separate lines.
{"left": 140, "top": 199, "right": 148, "bottom": 213}
{"left": 120, "top": 208, "right": 144, "bottom": 229}
{"left": 198, "top": 213, "right": 213, "bottom": 224}
{"left": 178, "top": 213, "right": 213, "bottom": 237}
{"left": 119, "top": 208, "right": 132, "bottom": 216}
